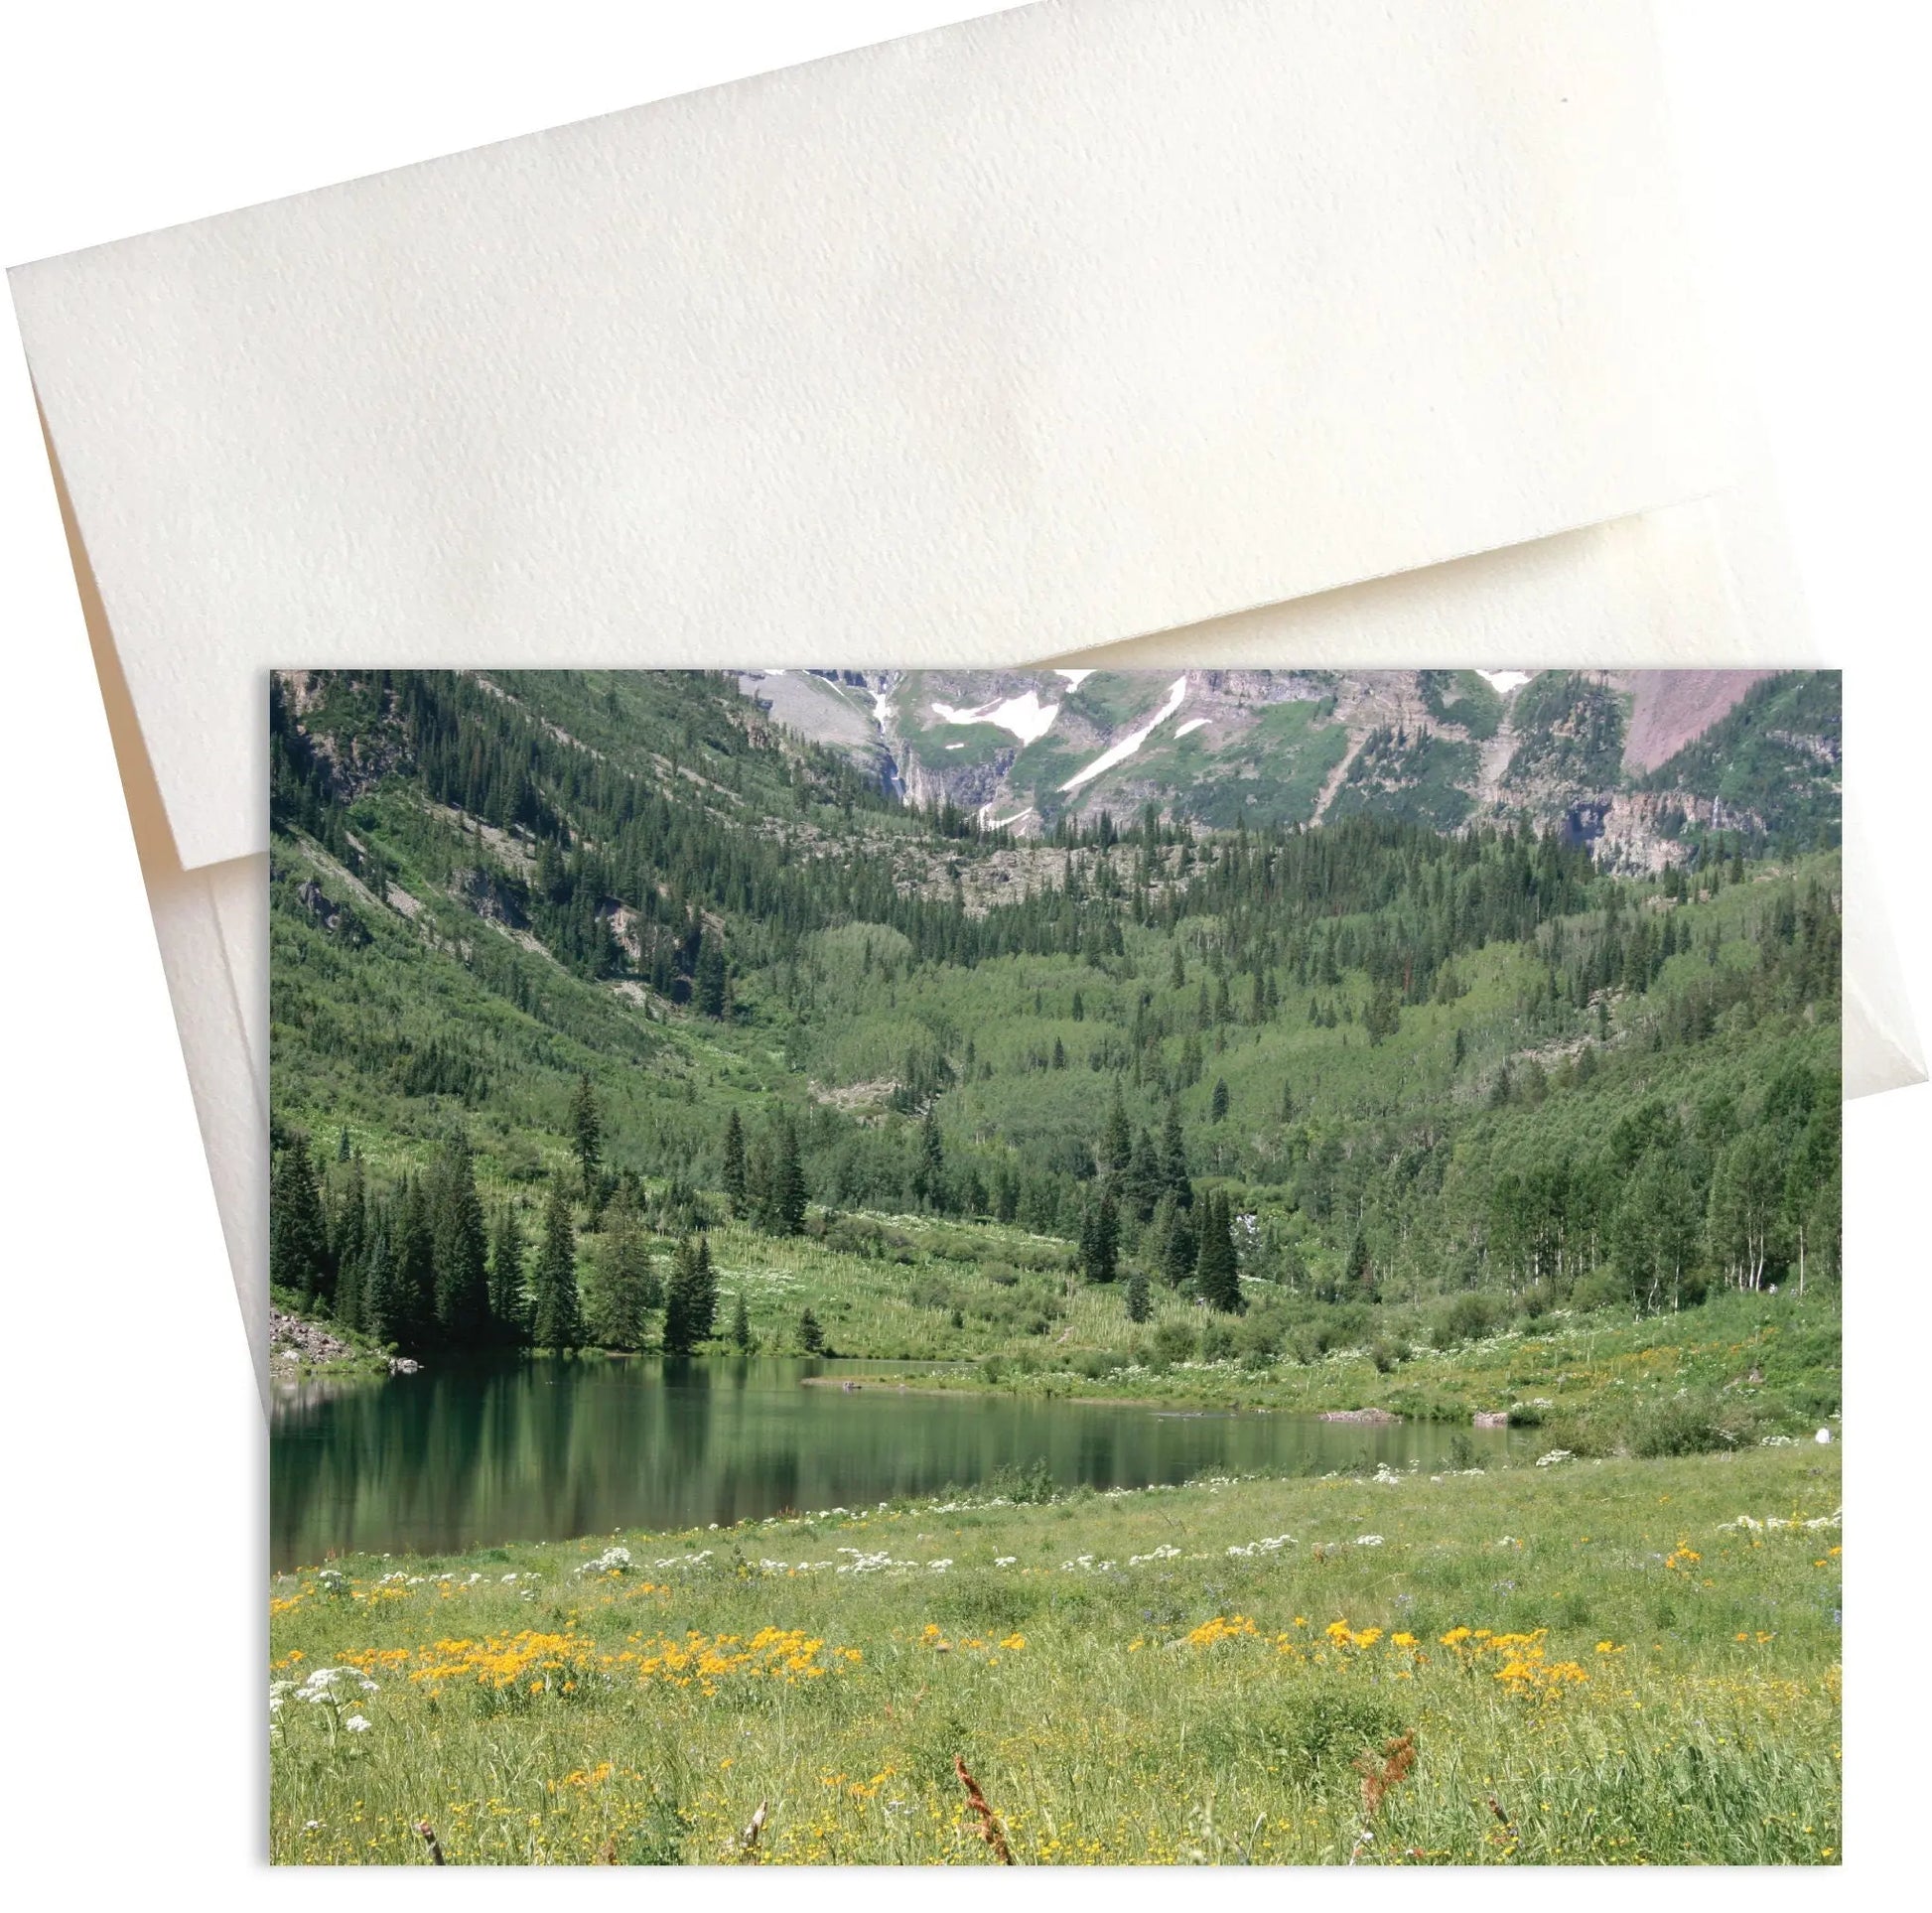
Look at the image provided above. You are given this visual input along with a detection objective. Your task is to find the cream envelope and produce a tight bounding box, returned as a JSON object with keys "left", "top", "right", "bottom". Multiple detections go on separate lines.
{"left": 9, "top": 0, "right": 1920, "bottom": 1409}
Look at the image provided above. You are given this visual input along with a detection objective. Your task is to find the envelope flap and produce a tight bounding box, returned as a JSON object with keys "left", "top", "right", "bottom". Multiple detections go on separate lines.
{"left": 11, "top": 0, "right": 1728, "bottom": 874}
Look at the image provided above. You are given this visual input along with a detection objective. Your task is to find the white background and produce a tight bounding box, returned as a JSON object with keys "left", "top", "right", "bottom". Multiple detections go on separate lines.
{"left": 0, "top": 3, "right": 1922, "bottom": 1904}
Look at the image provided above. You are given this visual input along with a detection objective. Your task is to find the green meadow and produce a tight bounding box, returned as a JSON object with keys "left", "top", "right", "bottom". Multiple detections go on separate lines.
{"left": 270, "top": 1442, "right": 1842, "bottom": 1865}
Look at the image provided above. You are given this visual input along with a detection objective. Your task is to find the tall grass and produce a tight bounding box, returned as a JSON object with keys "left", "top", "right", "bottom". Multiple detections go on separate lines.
{"left": 270, "top": 1444, "right": 1840, "bottom": 1864}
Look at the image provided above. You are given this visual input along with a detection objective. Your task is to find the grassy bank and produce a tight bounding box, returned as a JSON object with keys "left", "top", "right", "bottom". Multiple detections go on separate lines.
{"left": 708, "top": 1230, "right": 1839, "bottom": 1450}
{"left": 270, "top": 1443, "right": 1841, "bottom": 1865}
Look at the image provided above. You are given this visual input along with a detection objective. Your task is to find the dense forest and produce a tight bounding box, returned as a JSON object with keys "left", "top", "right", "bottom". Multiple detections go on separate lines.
{"left": 269, "top": 669, "right": 1841, "bottom": 1363}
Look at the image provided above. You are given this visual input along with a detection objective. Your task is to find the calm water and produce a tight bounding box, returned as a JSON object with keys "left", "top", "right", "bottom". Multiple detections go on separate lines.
{"left": 270, "top": 1356, "right": 1521, "bottom": 1570}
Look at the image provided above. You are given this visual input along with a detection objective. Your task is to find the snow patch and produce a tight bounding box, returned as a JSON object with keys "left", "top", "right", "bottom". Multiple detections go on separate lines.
{"left": 928, "top": 691, "right": 1060, "bottom": 747}
{"left": 1059, "top": 676, "right": 1189, "bottom": 792}
{"left": 945, "top": 742, "right": 964, "bottom": 751}
{"left": 1477, "top": 670, "right": 1532, "bottom": 694}
{"left": 1173, "top": 717, "right": 1210, "bottom": 740}
{"left": 982, "top": 805, "right": 1035, "bottom": 831}
{"left": 1054, "top": 669, "right": 1096, "bottom": 689}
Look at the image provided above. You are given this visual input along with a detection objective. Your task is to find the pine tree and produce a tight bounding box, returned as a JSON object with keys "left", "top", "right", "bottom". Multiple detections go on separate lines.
{"left": 586, "top": 1187, "right": 660, "bottom": 1348}
{"left": 1210, "top": 1077, "right": 1230, "bottom": 1122}
{"left": 568, "top": 1072, "right": 603, "bottom": 1196}
{"left": 731, "top": 1289, "right": 754, "bottom": 1353}
{"left": 270, "top": 1134, "right": 332, "bottom": 1305}
{"left": 913, "top": 1106, "right": 946, "bottom": 1210}
{"left": 392, "top": 1176, "right": 437, "bottom": 1350}
{"left": 1195, "top": 1191, "right": 1244, "bottom": 1312}
{"left": 1160, "top": 1101, "right": 1194, "bottom": 1208}
{"left": 1126, "top": 1266, "right": 1152, "bottom": 1322}
{"left": 1100, "top": 1085, "right": 1133, "bottom": 1182}
{"left": 984, "top": 1161, "right": 1016, "bottom": 1225}
{"left": 797, "top": 1306, "right": 826, "bottom": 1354}
{"left": 532, "top": 1174, "right": 582, "bottom": 1349}
{"left": 360, "top": 1230, "right": 398, "bottom": 1345}
{"left": 662, "top": 1233, "right": 719, "bottom": 1354}
{"left": 1122, "top": 1127, "right": 1162, "bottom": 1222}
{"left": 430, "top": 1132, "right": 491, "bottom": 1344}
{"left": 1080, "top": 1189, "right": 1120, "bottom": 1283}
{"left": 721, "top": 1109, "right": 748, "bottom": 1214}
{"left": 696, "top": 934, "right": 728, "bottom": 1018}
{"left": 328, "top": 1153, "right": 368, "bottom": 1320}
{"left": 487, "top": 1206, "right": 527, "bottom": 1342}
{"left": 1163, "top": 1201, "right": 1196, "bottom": 1288}
{"left": 1347, "top": 1226, "right": 1374, "bottom": 1295}
{"left": 765, "top": 1117, "right": 808, "bottom": 1236}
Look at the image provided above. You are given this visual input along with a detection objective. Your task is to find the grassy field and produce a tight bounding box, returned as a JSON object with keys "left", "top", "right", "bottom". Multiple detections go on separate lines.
{"left": 692, "top": 1222, "right": 1838, "bottom": 1440}
{"left": 269, "top": 1442, "right": 1841, "bottom": 1865}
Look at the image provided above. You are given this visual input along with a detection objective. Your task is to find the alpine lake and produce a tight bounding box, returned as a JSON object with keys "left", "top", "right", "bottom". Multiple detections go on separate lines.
{"left": 270, "top": 1355, "right": 1522, "bottom": 1570}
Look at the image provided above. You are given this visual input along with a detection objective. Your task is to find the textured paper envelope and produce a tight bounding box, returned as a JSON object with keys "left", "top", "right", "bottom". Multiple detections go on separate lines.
{"left": 11, "top": 0, "right": 1919, "bottom": 1408}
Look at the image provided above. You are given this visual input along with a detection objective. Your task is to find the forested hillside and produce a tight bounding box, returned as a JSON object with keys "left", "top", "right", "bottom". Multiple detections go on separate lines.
{"left": 269, "top": 669, "right": 1842, "bottom": 1376}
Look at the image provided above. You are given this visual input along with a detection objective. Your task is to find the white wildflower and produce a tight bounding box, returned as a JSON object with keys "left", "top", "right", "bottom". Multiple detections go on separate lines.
{"left": 1535, "top": 1448, "right": 1574, "bottom": 1468}
{"left": 344, "top": 1714, "right": 371, "bottom": 1732}
{"left": 1355, "top": 1535, "right": 1385, "bottom": 1547}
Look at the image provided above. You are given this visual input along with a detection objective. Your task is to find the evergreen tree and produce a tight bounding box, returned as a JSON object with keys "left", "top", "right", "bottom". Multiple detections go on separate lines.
{"left": 391, "top": 1176, "right": 438, "bottom": 1349}
{"left": 1347, "top": 1225, "right": 1374, "bottom": 1296}
{"left": 360, "top": 1230, "right": 398, "bottom": 1345}
{"left": 568, "top": 1072, "right": 603, "bottom": 1196}
{"left": 1079, "top": 1189, "right": 1120, "bottom": 1283}
{"left": 1162, "top": 1199, "right": 1197, "bottom": 1288}
{"left": 487, "top": 1206, "right": 527, "bottom": 1342}
{"left": 662, "top": 1233, "right": 719, "bottom": 1354}
{"left": 270, "top": 1134, "right": 332, "bottom": 1305}
{"left": 913, "top": 1106, "right": 946, "bottom": 1210}
{"left": 695, "top": 934, "right": 729, "bottom": 1018}
{"left": 1101, "top": 1085, "right": 1133, "bottom": 1181}
{"left": 1210, "top": 1077, "right": 1230, "bottom": 1122}
{"left": 1126, "top": 1266, "right": 1152, "bottom": 1322}
{"left": 767, "top": 1117, "right": 808, "bottom": 1235}
{"left": 1122, "top": 1127, "right": 1162, "bottom": 1222}
{"left": 327, "top": 1153, "right": 368, "bottom": 1327}
{"left": 1200, "top": 1192, "right": 1246, "bottom": 1312}
{"left": 797, "top": 1306, "right": 826, "bottom": 1354}
{"left": 731, "top": 1289, "right": 754, "bottom": 1353}
{"left": 993, "top": 1161, "right": 1021, "bottom": 1225}
{"left": 429, "top": 1133, "right": 491, "bottom": 1344}
{"left": 721, "top": 1109, "right": 748, "bottom": 1214}
{"left": 532, "top": 1175, "right": 582, "bottom": 1349}
{"left": 1160, "top": 1100, "right": 1194, "bottom": 1208}
{"left": 586, "top": 1188, "right": 660, "bottom": 1348}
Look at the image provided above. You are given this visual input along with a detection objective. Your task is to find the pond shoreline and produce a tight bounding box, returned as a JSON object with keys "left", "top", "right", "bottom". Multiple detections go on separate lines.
{"left": 271, "top": 1351, "right": 1519, "bottom": 1568}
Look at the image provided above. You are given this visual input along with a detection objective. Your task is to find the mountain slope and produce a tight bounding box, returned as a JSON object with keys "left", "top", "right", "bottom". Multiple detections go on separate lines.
{"left": 740, "top": 667, "right": 1840, "bottom": 868}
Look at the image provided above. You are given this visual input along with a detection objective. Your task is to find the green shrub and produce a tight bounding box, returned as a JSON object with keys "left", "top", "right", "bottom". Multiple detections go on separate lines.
{"left": 1625, "top": 1388, "right": 1762, "bottom": 1457}
{"left": 1433, "top": 1292, "right": 1501, "bottom": 1348}
{"left": 1147, "top": 1321, "right": 1195, "bottom": 1370}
